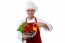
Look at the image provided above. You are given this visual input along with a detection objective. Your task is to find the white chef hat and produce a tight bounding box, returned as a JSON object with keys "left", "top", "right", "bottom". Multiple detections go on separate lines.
{"left": 26, "top": 1, "right": 38, "bottom": 11}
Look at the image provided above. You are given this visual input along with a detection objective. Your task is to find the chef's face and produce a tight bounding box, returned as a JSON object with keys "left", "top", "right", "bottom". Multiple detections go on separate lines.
{"left": 26, "top": 8, "right": 35, "bottom": 18}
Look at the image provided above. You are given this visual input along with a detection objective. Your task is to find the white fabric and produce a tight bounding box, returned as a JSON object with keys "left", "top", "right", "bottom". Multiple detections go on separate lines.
{"left": 46, "top": 23, "right": 53, "bottom": 31}
{"left": 26, "top": 1, "right": 38, "bottom": 11}
{"left": 17, "top": 17, "right": 53, "bottom": 43}
{"left": 27, "top": 17, "right": 36, "bottom": 23}
{"left": 17, "top": 31, "right": 22, "bottom": 41}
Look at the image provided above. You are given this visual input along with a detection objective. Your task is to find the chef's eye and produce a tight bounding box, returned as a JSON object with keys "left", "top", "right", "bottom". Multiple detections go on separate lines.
{"left": 27, "top": 10, "right": 35, "bottom": 11}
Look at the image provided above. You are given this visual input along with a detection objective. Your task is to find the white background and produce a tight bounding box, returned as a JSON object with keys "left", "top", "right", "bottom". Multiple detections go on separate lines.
{"left": 0, "top": 0, "right": 65, "bottom": 43}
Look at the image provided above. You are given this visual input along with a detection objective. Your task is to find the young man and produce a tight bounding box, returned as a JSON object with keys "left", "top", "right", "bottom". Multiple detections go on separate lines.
{"left": 17, "top": 1, "right": 53, "bottom": 43}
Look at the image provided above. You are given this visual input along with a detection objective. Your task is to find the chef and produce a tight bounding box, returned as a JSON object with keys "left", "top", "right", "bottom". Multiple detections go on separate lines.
{"left": 17, "top": 1, "right": 53, "bottom": 43}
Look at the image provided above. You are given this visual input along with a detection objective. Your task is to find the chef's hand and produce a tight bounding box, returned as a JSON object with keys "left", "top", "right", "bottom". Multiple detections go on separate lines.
{"left": 22, "top": 34, "right": 27, "bottom": 40}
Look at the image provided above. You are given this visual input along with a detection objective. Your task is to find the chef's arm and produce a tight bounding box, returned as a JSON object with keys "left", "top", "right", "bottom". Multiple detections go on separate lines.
{"left": 42, "top": 23, "right": 49, "bottom": 30}
{"left": 37, "top": 22, "right": 53, "bottom": 31}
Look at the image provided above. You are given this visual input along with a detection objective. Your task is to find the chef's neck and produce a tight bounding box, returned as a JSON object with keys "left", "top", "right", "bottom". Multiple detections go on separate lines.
{"left": 27, "top": 16, "right": 35, "bottom": 20}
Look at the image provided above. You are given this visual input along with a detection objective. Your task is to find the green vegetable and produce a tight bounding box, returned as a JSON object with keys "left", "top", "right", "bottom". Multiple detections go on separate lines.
{"left": 17, "top": 22, "right": 26, "bottom": 33}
